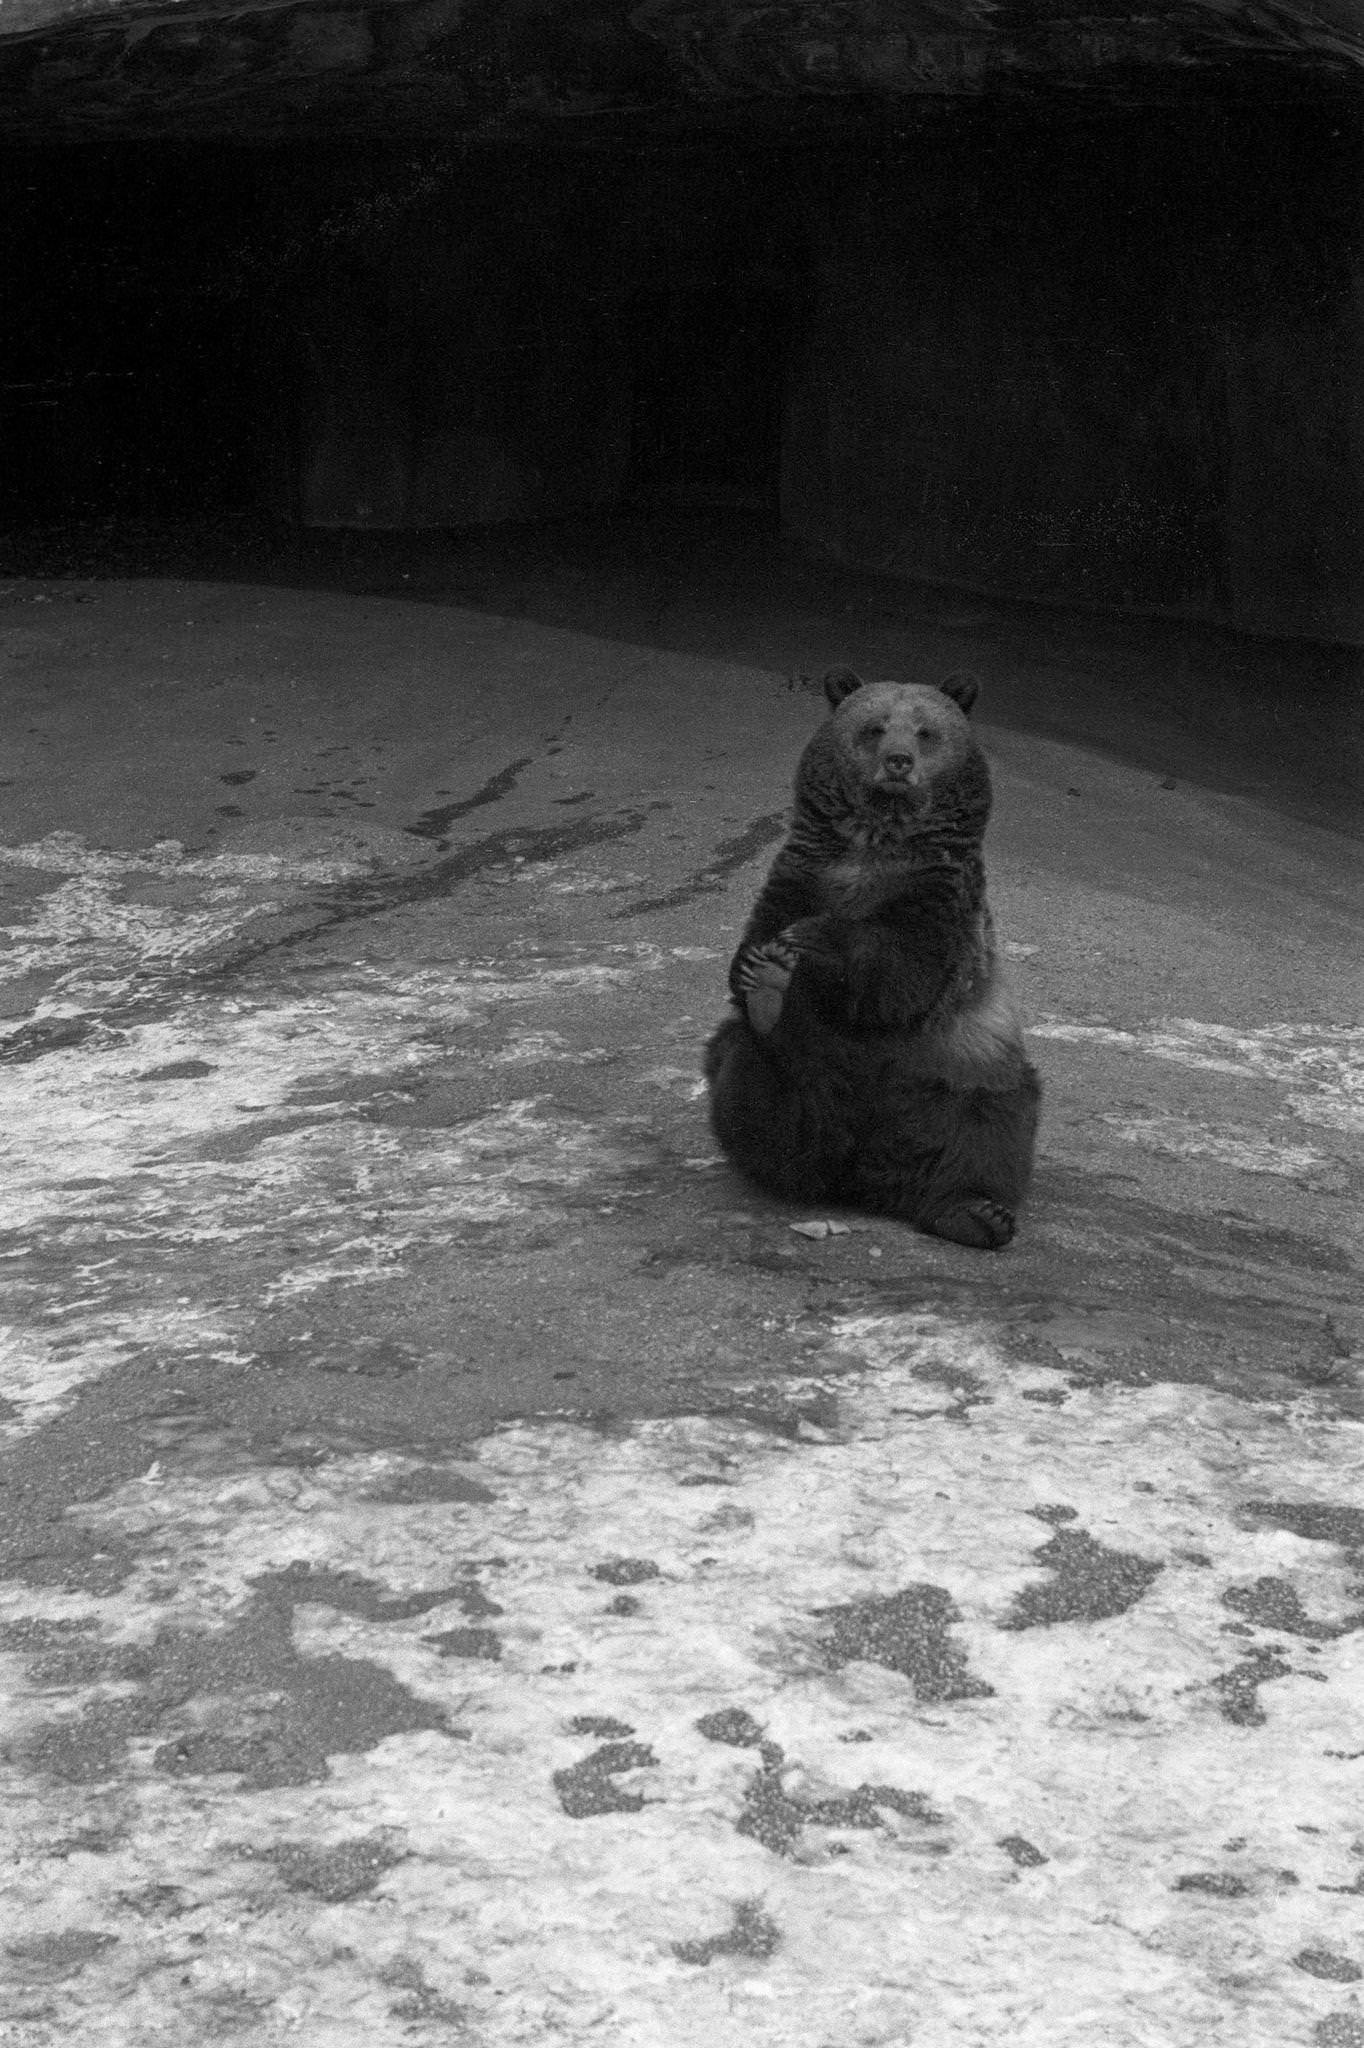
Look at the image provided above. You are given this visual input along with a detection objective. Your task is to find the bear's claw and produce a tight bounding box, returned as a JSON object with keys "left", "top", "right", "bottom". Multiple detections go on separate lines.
{"left": 922, "top": 1197, "right": 1016, "bottom": 1250}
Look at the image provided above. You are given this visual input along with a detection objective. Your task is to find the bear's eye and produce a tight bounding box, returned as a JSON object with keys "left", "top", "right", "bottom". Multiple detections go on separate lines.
{"left": 862, "top": 723, "right": 887, "bottom": 740}
{"left": 916, "top": 727, "right": 938, "bottom": 745}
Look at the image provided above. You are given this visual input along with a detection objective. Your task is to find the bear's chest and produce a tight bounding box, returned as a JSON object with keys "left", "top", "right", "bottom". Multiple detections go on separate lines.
{"left": 815, "top": 813, "right": 933, "bottom": 914}
{"left": 841, "top": 809, "right": 919, "bottom": 860}
{"left": 806, "top": 806, "right": 933, "bottom": 913}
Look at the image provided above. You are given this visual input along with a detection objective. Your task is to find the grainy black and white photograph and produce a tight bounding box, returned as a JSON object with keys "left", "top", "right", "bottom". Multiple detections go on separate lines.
{"left": 0, "top": 5, "right": 1361, "bottom": 2043}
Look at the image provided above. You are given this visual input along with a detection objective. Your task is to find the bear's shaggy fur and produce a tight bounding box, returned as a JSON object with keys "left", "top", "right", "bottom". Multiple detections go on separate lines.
{"left": 704, "top": 666, "right": 1040, "bottom": 1250}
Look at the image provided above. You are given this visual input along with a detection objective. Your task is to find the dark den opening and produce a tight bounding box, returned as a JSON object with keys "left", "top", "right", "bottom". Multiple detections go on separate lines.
{"left": 1, "top": 73, "right": 1361, "bottom": 643}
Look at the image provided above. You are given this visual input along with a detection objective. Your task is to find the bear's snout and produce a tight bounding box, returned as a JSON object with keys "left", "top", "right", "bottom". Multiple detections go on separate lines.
{"left": 873, "top": 746, "right": 922, "bottom": 789}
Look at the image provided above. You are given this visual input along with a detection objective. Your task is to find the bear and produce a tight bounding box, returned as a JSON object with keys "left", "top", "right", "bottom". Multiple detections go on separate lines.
{"left": 703, "top": 665, "right": 1040, "bottom": 1250}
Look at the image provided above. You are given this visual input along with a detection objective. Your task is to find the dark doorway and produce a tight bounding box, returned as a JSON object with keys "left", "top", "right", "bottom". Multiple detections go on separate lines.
{"left": 2, "top": 94, "right": 1361, "bottom": 644}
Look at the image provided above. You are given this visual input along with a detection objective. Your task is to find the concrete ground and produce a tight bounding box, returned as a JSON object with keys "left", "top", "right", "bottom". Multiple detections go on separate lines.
{"left": 0, "top": 521, "right": 1362, "bottom": 2048}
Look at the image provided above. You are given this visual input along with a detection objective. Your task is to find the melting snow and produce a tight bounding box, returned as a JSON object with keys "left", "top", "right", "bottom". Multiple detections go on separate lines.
{"left": 1, "top": 1313, "right": 1362, "bottom": 2046}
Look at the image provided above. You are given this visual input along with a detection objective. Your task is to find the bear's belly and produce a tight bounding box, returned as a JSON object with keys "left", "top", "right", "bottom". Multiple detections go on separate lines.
{"left": 818, "top": 854, "right": 881, "bottom": 914}
{"left": 898, "top": 980, "right": 1028, "bottom": 1086}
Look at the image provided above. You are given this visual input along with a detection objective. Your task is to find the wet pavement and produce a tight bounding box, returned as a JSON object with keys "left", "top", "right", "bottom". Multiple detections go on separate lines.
{"left": 0, "top": 549, "right": 1362, "bottom": 2046}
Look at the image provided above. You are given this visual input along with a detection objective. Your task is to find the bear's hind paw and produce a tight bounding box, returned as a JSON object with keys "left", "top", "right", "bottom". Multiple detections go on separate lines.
{"left": 734, "top": 937, "right": 800, "bottom": 1038}
{"left": 921, "top": 1197, "right": 1016, "bottom": 1251}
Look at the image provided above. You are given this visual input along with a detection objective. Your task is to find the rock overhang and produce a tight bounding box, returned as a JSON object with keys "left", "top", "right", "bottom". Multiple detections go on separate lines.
{"left": 0, "top": 0, "right": 1361, "bottom": 143}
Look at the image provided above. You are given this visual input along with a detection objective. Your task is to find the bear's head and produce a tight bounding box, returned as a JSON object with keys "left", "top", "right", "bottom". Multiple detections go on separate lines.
{"left": 816, "top": 667, "right": 986, "bottom": 818}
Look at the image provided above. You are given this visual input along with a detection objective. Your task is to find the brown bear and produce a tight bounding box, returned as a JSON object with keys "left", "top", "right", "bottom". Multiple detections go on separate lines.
{"left": 704, "top": 666, "right": 1039, "bottom": 1249}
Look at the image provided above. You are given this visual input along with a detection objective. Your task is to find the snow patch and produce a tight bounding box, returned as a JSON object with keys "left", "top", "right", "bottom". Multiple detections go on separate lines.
{"left": 1101, "top": 1114, "right": 1333, "bottom": 1179}
{"left": 0, "top": 952, "right": 661, "bottom": 1430}
{"left": 0, "top": 831, "right": 375, "bottom": 1020}
{"left": 0, "top": 831, "right": 370, "bottom": 886}
{"left": 3, "top": 1311, "right": 1362, "bottom": 2047}
{"left": 1035, "top": 1016, "right": 1364, "bottom": 1135}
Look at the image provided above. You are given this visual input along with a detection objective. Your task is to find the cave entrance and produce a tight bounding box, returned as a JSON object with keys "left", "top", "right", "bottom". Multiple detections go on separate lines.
{"left": 2, "top": 93, "right": 1362, "bottom": 644}
{"left": 0, "top": 141, "right": 805, "bottom": 535}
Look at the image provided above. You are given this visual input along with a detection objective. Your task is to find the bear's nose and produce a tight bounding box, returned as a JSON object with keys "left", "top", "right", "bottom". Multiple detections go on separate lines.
{"left": 882, "top": 750, "right": 916, "bottom": 776}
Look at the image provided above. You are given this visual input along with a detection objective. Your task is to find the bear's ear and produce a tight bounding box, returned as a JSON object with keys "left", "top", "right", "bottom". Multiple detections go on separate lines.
{"left": 822, "top": 667, "right": 864, "bottom": 708}
{"left": 937, "top": 670, "right": 980, "bottom": 716}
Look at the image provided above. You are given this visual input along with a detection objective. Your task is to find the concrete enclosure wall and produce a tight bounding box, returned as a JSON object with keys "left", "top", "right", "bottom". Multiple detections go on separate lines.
{"left": 781, "top": 109, "right": 1364, "bottom": 643}
{"left": 295, "top": 166, "right": 633, "bottom": 530}
{"left": 2, "top": 105, "right": 1360, "bottom": 641}
{"left": 285, "top": 107, "right": 1363, "bottom": 638}
{"left": 291, "top": 153, "right": 800, "bottom": 530}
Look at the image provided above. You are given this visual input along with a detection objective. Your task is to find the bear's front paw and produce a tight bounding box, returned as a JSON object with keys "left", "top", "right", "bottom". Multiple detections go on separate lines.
{"left": 780, "top": 918, "right": 844, "bottom": 976}
{"left": 734, "top": 937, "right": 800, "bottom": 1037}
{"left": 922, "top": 1197, "right": 1016, "bottom": 1251}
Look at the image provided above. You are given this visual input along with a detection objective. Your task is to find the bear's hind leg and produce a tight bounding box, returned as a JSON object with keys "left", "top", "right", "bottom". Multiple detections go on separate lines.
{"left": 705, "top": 1013, "right": 848, "bottom": 1204}
{"left": 914, "top": 1077, "right": 1040, "bottom": 1251}
{"left": 732, "top": 936, "right": 800, "bottom": 1038}
{"left": 853, "top": 1072, "right": 1039, "bottom": 1251}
